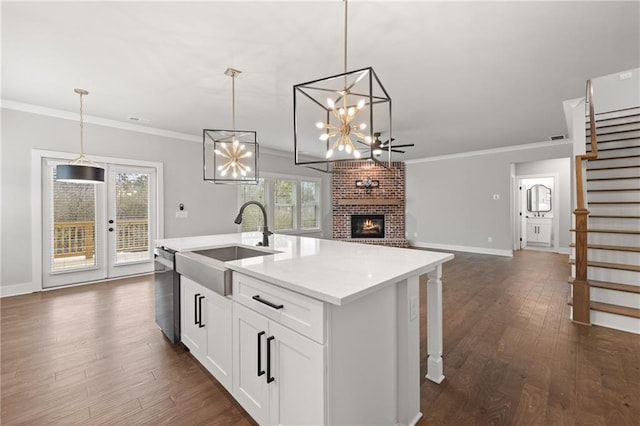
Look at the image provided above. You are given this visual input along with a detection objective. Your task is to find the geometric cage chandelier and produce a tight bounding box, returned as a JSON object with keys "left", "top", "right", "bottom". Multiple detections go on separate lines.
{"left": 293, "top": 0, "right": 392, "bottom": 173}
{"left": 204, "top": 68, "right": 259, "bottom": 184}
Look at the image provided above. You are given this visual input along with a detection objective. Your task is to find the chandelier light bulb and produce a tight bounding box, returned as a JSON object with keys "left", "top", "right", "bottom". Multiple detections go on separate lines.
{"left": 316, "top": 122, "right": 325, "bottom": 129}
{"left": 357, "top": 99, "right": 365, "bottom": 109}
{"left": 319, "top": 133, "right": 329, "bottom": 141}
{"left": 327, "top": 98, "right": 335, "bottom": 109}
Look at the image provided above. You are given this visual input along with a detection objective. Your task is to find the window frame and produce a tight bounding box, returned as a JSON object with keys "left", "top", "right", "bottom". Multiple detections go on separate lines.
{"left": 237, "top": 172, "right": 322, "bottom": 235}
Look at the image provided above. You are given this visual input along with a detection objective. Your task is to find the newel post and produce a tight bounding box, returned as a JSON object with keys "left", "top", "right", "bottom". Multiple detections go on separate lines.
{"left": 572, "top": 208, "right": 591, "bottom": 325}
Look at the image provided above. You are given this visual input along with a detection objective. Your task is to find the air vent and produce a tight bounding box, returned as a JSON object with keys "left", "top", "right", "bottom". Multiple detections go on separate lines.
{"left": 549, "top": 135, "right": 566, "bottom": 141}
{"left": 127, "top": 116, "right": 150, "bottom": 124}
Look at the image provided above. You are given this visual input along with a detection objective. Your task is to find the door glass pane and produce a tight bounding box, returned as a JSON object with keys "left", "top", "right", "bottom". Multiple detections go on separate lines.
{"left": 51, "top": 169, "right": 97, "bottom": 271}
{"left": 301, "top": 181, "right": 320, "bottom": 229}
{"left": 114, "top": 172, "right": 150, "bottom": 264}
{"left": 239, "top": 179, "right": 266, "bottom": 232}
{"left": 274, "top": 180, "right": 294, "bottom": 230}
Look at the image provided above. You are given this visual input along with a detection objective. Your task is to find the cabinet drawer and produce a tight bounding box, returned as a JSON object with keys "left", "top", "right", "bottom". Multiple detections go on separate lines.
{"left": 233, "top": 273, "right": 324, "bottom": 344}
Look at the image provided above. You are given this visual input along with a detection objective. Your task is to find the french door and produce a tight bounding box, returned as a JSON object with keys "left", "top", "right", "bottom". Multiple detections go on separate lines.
{"left": 42, "top": 159, "right": 157, "bottom": 288}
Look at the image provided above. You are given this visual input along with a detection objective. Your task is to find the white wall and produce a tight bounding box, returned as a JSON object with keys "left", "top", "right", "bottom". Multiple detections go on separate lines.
{"left": 0, "top": 107, "right": 329, "bottom": 291}
{"left": 591, "top": 68, "right": 640, "bottom": 113}
{"left": 406, "top": 142, "right": 573, "bottom": 256}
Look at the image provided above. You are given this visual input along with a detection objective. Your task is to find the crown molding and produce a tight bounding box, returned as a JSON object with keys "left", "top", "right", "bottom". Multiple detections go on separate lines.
{"left": 404, "top": 139, "right": 572, "bottom": 165}
{"left": 1, "top": 99, "right": 294, "bottom": 157}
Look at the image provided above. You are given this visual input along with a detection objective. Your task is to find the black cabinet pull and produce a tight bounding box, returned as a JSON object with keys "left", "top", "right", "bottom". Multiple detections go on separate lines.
{"left": 257, "top": 331, "right": 266, "bottom": 377}
{"left": 266, "top": 336, "right": 275, "bottom": 383}
{"left": 252, "top": 295, "right": 284, "bottom": 310}
{"left": 198, "top": 295, "right": 205, "bottom": 328}
{"left": 194, "top": 293, "right": 200, "bottom": 325}
{"left": 108, "top": 227, "right": 114, "bottom": 232}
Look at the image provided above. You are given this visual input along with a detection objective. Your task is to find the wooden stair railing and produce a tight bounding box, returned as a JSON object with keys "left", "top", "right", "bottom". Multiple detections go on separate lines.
{"left": 573, "top": 80, "right": 598, "bottom": 326}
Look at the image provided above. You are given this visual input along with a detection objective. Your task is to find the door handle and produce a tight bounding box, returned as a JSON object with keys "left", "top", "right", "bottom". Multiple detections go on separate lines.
{"left": 194, "top": 293, "right": 200, "bottom": 325}
{"left": 198, "top": 295, "right": 205, "bottom": 328}
{"left": 266, "top": 336, "right": 275, "bottom": 383}
{"left": 257, "top": 331, "right": 266, "bottom": 377}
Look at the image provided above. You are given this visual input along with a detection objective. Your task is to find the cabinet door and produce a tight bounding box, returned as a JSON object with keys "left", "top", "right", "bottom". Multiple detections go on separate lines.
{"left": 181, "top": 277, "right": 206, "bottom": 358}
{"left": 269, "top": 320, "right": 325, "bottom": 425}
{"left": 202, "top": 288, "right": 233, "bottom": 392}
{"left": 537, "top": 223, "right": 552, "bottom": 244}
{"left": 233, "top": 303, "right": 270, "bottom": 425}
{"left": 526, "top": 223, "right": 538, "bottom": 242}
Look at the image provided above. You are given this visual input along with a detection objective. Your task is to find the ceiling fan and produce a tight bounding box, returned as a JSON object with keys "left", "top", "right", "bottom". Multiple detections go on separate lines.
{"left": 358, "top": 132, "right": 415, "bottom": 155}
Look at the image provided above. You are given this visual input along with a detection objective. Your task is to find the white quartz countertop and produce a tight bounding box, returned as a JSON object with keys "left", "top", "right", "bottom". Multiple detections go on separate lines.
{"left": 156, "top": 233, "right": 453, "bottom": 306}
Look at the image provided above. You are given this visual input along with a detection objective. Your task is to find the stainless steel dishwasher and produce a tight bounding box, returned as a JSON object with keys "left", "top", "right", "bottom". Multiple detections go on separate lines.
{"left": 154, "top": 246, "right": 180, "bottom": 344}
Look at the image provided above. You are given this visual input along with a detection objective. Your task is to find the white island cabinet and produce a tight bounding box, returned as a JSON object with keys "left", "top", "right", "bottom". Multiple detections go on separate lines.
{"left": 156, "top": 232, "right": 454, "bottom": 426}
{"left": 180, "top": 276, "right": 233, "bottom": 392}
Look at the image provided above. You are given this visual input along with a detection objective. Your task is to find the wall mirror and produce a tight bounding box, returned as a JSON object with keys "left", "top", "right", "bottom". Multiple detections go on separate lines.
{"left": 527, "top": 184, "right": 552, "bottom": 212}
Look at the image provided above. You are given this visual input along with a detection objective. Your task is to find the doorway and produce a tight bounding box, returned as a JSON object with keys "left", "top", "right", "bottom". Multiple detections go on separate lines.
{"left": 38, "top": 154, "right": 161, "bottom": 289}
{"left": 517, "top": 176, "right": 556, "bottom": 251}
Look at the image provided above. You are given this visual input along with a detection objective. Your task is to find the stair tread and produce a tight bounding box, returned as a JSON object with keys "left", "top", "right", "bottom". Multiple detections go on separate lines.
{"left": 570, "top": 228, "right": 640, "bottom": 234}
{"left": 569, "top": 243, "right": 640, "bottom": 252}
{"left": 589, "top": 214, "right": 640, "bottom": 219}
{"left": 568, "top": 277, "right": 640, "bottom": 294}
{"left": 587, "top": 176, "right": 640, "bottom": 181}
{"left": 587, "top": 129, "right": 640, "bottom": 137}
{"left": 587, "top": 136, "right": 640, "bottom": 144}
{"left": 590, "top": 154, "right": 640, "bottom": 161}
{"left": 587, "top": 188, "right": 640, "bottom": 192}
{"left": 567, "top": 297, "right": 640, "bottom": 319}
{"left": 588, "top": 201, "right": 640, "bottom": 204}
{"left": 588, "top": 165, "right": 639, "bottom": 171}
{"left": 568, "top": 258, "right": 640, "bottom": 272}
{"left": 588, "top": 145, "right": 640, "bottom": 152}
{"left": 587, "top": 119, "right": 640, "bottom": 130}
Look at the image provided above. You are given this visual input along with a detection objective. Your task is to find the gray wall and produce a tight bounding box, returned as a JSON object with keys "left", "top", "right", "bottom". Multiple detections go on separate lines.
{"left": 1, "top": 107, "right": 329, "bottom": 290}
{"left": 515, "top": 157, "right": 572, "bottom": 249}
{"left": 406, "top": 142, "right": 573, "bottom": 255}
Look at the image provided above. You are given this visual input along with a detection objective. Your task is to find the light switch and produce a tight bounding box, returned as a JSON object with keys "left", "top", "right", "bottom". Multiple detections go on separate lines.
{"left": 492, "top": 194, "right": 500, "bottom": 200}
{"left": 176, "top": 211, "right": 188, "bottom": 219}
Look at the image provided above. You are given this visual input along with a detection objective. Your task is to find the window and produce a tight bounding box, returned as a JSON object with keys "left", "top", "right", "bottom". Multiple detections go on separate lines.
{"left": 238, "top": 174, "right": 321, "bottom": 233}
{"left": 238, "top": 179, "right": 266, "bottom": 232}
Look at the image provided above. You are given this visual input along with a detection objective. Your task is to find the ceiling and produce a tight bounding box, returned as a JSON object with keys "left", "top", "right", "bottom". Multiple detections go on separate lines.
{"left": 2, "top": 1, "right": 639, "bottom": 160}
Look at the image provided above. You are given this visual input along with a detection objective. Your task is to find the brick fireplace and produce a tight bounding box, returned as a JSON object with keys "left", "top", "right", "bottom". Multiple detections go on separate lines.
{"left": 332, "top": 161, "right": 408, "bottom": 247}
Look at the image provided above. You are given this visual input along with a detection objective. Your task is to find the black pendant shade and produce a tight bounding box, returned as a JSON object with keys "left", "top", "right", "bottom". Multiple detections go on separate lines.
{"left": 56, "top": 164, "right": 105, "bottom": 184}
{"left": 55, "top": 88, "right": 105, "bottom": 184}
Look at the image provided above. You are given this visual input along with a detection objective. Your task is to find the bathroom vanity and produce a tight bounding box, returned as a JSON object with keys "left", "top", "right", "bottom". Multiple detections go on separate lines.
{"left": 155, "top": 232, "right": 453, "bottom": 425}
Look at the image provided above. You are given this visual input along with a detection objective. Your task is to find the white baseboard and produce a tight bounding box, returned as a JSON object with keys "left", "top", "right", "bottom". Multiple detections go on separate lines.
{"left": 410, "top": 241, "right": 513, "bottom": 257}
{"left": 1, "top": 282, "right": 38, "bottom": 298}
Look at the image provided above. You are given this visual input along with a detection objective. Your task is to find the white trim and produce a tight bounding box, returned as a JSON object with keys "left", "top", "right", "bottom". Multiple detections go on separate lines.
{"left": 405, "top": 139, "right": 572, "bottom": 165}
{"left": 2, "top": 100, "right": 291, "bottom": 158}
{"left": 410, "top": 241, "right": 513, "bottom": 257}
{"left": 31, "top": 149, "right": 164, "bottom": 291}
{"left": 0, "top": 282, "right": 36, "bottom": 298}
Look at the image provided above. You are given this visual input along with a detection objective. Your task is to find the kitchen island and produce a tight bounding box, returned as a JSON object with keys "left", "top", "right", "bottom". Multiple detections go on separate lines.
{"left": 156, "top": 232, "right": 453, "bottom": 425}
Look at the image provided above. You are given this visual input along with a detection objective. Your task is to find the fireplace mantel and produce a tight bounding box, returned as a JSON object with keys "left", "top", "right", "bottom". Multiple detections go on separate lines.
{"left": 335, "top": 198, "right": 403, "bottom": 206}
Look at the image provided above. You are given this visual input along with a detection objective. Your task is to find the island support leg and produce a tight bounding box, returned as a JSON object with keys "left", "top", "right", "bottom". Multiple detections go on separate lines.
{"left": 426, "top": 265, "right": 445, "bottom": 384}
{"left": 397, "top": 276, "right": 422, "bottom": 425}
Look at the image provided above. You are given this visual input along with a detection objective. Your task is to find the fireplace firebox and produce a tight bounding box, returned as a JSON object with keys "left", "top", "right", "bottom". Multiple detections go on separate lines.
{"left": 351, "top": 215, "right": 385, "bottom": 238}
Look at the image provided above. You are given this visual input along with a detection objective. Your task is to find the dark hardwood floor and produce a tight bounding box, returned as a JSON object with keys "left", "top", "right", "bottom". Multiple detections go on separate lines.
{"left": 1, "top": 250, "right": 638, "bottom": 425}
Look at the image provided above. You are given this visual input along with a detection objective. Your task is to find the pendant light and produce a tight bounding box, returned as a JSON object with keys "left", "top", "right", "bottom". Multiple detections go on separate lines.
{"left": 203, "top": 68, "right": 259, "bottom": 184}
{"left": 293, "top": 0, "right": 392, "bottom": 172}
{"left": 56, "top": 89, "right": 105, "bottom": 183}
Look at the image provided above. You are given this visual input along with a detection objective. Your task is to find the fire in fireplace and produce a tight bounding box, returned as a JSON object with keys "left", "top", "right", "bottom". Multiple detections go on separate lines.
{"left": 351, "top": 214, "right": 385, "bottom": 238}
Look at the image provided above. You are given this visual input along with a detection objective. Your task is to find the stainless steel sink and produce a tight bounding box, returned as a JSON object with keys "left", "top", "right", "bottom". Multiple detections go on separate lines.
{"left": 193, "top": 246, "right": 272, "bottom": 262}
{"left": 175, "top": 245, "right": 276, "bottom": 296}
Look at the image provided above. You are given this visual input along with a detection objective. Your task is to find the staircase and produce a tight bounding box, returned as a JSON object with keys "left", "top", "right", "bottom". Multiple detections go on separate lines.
{"left": 570, "top": 97, "right": 640, "bottom": 334}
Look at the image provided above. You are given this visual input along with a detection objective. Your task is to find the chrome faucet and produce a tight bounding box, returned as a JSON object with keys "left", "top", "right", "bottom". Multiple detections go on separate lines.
{"left": 234, "top": 201, "right": 273, "bottom": 247}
